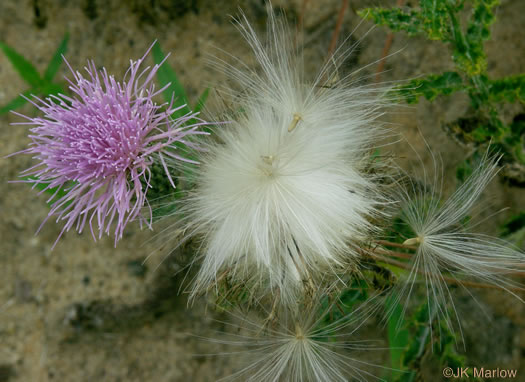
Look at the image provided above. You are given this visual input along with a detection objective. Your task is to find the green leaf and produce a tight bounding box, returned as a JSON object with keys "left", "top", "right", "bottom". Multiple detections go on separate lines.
{"left": 501, "top": 212, "right": 525, "bottom": 237}
{"left": 151, "top": 42, "right": 191, "bottom": 117}
{"left": 314, "top": 279, "right": 370, "bottom": 339}
{"left": 466, "top": 0, "right": 499, "bottom": 44}
{"left": 487, "top": 74, "right": 525, "bottom": 104}
{"left": 22, "top": 176, "right": 71, "bottom": 205}
{"left": 0, "top": 42, "right": 43, "bottom": 88}
{"left": 44, "top": 33, "right": 69, "bottom": 82}
{"left": 194, "top": 87, "right": 209, "bottom": 113}
{"left": 385, "top": 296, "right": 410, "bottom": 381}
{"left": 39, "top": 82, "right": 64, "bottom": 97}
{"left": 0, "top": 90, "right": 32, "bottom": 114}
{"left": 358, "top": 8, "right": 423, "bottom": 37}
{"left": 419, "top": 0, "right": 457, "bottom": 40}
{"left": 394, "top": 303, "right": 434, "bottom": 382}
{"left": 501, "top": 211, "right": 525, "bottom": 248}
{"left": 393, "top": 72, "right": 463, "bottom": 104}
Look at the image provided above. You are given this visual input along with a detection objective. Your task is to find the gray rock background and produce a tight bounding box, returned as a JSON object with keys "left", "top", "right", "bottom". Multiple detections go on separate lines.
{"left": 1, "top": 0, "right": 524, "bottom": 381}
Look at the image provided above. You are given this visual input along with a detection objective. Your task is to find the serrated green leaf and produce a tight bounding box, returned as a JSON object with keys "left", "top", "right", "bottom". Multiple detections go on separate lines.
{"left": 393, "top": 72, "right": 463, "bottom": 104}
{"left": 359, "top": 1, "right": 524, "bottom": 180}
{"left": 44, "top": 33, "right": 69, "bottom": 82}
{"left": 0, "top": 42, "right": 43, "bottom": 88}
{"left": 419, "top": 0, "right": 455, "bottom": 40}
{"left": 466, "top": 0, "right": 499, "bottom": 44}
{"left": 487, "top": 74, "right": 525, "bottom": 104}
{"left": 152, "top": 42, "right": 191, "bottom": 118}
{"left": 358, "top": 8, "right": 423, "bottom": 36}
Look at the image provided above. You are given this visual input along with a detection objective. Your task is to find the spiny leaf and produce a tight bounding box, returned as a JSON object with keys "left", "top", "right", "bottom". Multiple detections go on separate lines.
{"left": 0, "top": 42, "right": 43, "bottom": 88}
{"left": 393, "top": 72, "right": 464, "bottom": 104}
{"left": 487, "top": 74, "right": 525, "bottom": 104}
{"left": 44, "top": 33, "right": 69, "bottom": 82}
{"left": 436, "top": 320, "right": 468, "bottom": 376}
{"left": 358, "top": 8, "right": 423, "bottom": 37}
{"left": 466, "top": 0, "right": 499, "bottom": 44}
{"left": 419, "top": 0, "right": 457, "bottom": 40}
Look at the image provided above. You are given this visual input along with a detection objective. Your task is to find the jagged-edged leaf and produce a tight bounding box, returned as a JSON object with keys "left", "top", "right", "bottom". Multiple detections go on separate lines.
{"left": 393, "top": 72, "right": 463, "bottom": 104}
{"left": 358, "top": 8, "right": 423, "bottom": 36}
{"left": 419, "top": 0, "right": 457, "bottom": 40}
{"left": 466, "top": 0, "right": 498, "bottom": 44}
{"left": 487, "top": 74, "right": 525, "bottom": 104}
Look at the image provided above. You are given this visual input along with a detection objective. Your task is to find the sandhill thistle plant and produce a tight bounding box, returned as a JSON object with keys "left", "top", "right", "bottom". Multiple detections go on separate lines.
{"left": 5, "top": 5, "right": 525, "bottom": 382}
{"left": 10, "top": 45, "right": 208, "bottom": 247}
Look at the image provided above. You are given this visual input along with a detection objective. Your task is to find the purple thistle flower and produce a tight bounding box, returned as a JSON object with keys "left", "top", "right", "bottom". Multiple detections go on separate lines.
{"left": 11, "top": 44, "right": 208, "bottom": 247}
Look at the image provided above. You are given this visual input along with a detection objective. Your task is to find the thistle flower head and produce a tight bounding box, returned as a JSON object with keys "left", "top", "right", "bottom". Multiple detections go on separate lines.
{"left": 185, "top": 11, "right": 389, "bottom": 304}
{"left": 13, "top": 44, "right": 206, "bottom": 247}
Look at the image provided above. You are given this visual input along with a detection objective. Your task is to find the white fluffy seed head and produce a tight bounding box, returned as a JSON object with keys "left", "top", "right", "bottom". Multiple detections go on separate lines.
{"left": 394, "top": 151, "right": 525, "bottom": 329}
{"left": 210, "top": 298, "right": 384, "bottom": 382}
{"left": 183, "top": 10, "right": 390, "bottom": 304}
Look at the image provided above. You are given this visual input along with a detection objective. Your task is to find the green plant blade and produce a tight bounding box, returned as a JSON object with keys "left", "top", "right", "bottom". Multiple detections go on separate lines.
{"left": 385, "top": 295, "right": 410, "bottom": 381}
{"left": 358, "top": 8, "right": 423, "bottom": 37}
{"left": 0, "top": 90, "right": 32, "bottom": 114}
{"left": 152, "top": 42, "right": 191, "bottom": 118}
{"left": 21, "top": 176, "right": 72, "bottom": 205}
{"left": 0, "top": 42, "right": 43, "bottom": 88}
{"left": 393, "top": 71, "right": 463, "bottom": 104}
{"left": 39, "top": 82, "right": 64, "bottom": 97}
{"left": 194, "top": 87, "right": 209, "bottom": 113}
{"left": 44, "top": 33, "right": 69, "bottom": 82}
{"left": 488, "top": 74, "right": 525, "bottom": 104}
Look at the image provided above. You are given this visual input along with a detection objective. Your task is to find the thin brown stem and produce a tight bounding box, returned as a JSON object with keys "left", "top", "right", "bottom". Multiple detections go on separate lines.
{"left": 298, "top": 0, "right": 310, "bottom": 30}
{"left": 373, "top": 247, "right": 413, "bottom": 260}
{"left": 327, "top": 0, "right": 349, "bottom": 58}
{"left": 366, "top": 252, "right": 524, "bottom": 293}
{"left": 374, "top": 0, "right": 405, "bottom": 83}
{"left": 375, "top": 239, "right": 417, "bottom": 251}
